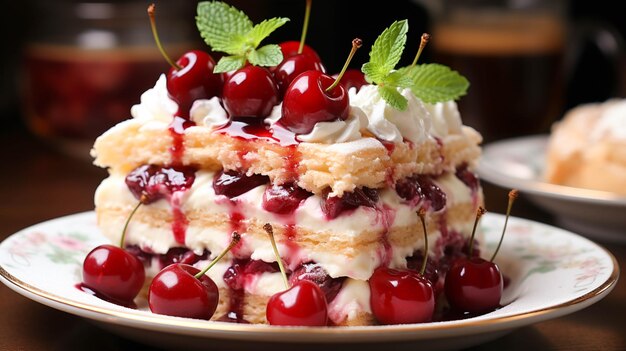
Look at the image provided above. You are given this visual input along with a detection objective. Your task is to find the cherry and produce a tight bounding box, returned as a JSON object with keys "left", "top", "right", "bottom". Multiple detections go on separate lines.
{"left": 222, "top": 66, "right": 279, "bottom": 118}
{"left": 395, "top": 175, "right": 446, "bottom": 211}
{"left": 332, "top": 69, "right": 367, "bottom": 92}
{"left": 279, "top": 38, "right": 362, "bottom": 134}
{"left": 279, "top": 41, "right": 321, "bottom": 62}
{"left": 148, "top": 232, "right": 240, "bottom": 319}
{"left": 213, "top": 170, "right": 269, "bottom": 198}
{"left": 148, "top": 263, "right": 219, "bottom": 319}
{"left": 267, "top": 279, "right": 329, "bottom": 326}
{"left": 368, "top": 209, "right": 435, "bottom": 324}
{"left": 274, "top": 54, "right": 326, "bottom": 97}
{"left": 279, "top": 70, "right": 348, "bottom": 134}
{"left": 320, "top": 187, "right": 379, "bottom": 219}
{"left": 264, "top": 224, "right": 328, "bottom": 326}
{"left": 444, "top": 256, "right": 503, "bottom": 314}
{"left": 125, "top": 165, "right": 196, "bottom": 204}
{"left": 82, "top": 244, "right": 145, "bottom": 304}
{"left": 82, "top": 195, "right": 146, "bottom": 305}
{"left": 369, "top": 267, "right": 434, "bottom": 324}
{"left": 148, "top": 5, "right": 221, "bottom": 118}
{"left": 262, "top": 182, "right": 312, "bottom": 214}
{"left": 272, "top": 0, "right": 325, "bottom": 96}
{"left": 166, "top": 50, "right": 222, "bottom": 117}
{"left": 444, "top": 191, "right": 518, "bottom": 314}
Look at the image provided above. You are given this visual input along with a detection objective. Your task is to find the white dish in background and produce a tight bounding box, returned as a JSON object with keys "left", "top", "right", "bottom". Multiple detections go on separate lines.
{"left": 0, "top": 211, "right": 618, "bottom": 351}
{"left": 478, "top": 135, "right": 626, "bottom": 243}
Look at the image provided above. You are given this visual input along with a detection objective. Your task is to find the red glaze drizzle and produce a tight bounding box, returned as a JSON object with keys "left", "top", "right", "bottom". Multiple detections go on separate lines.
{"left": 168, "top": 116, "right": 195, "bottom": 165}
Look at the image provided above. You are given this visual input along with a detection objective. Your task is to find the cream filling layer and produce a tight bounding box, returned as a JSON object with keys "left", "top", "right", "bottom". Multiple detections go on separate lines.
{"left": 95, "top": 170, "right": 476, "bottom": 280}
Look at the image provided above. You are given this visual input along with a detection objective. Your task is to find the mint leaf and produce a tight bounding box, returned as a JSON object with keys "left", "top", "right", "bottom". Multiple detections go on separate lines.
{"left": 406, "top": 63, "right": 470, "bottom": 103}
{"left": 248, "top": 18, "right": 290, "bottom": 48}
{"left": 362, "top": 20, "right": 408, "bottom": 84}
{"left": 248, "top": 44, "right": 283, "bottom": 66}
{"left": 385, "top": 66, "right": 417, "bottom": 88}
{"left": 214, "top": 55, "right": 247, "bottom": 73}
{"left": 378, "top": 85, "right": 408, "bottom": 111}
{"left": 196, "top": 1, "right": 253, "bottom": 54}
{"left": 196, "top": 1, "right": 289, "bottom": 69}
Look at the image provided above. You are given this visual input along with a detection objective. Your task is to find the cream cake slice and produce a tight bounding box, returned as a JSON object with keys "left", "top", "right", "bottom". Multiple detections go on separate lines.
{"left": 88, "top": 2, "right": 482, "bottom": 326}
{"left": 91, "top": 75, "right": 483, "bottom": 325}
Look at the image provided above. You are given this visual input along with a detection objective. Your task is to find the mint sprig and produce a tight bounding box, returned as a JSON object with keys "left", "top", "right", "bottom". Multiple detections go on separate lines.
{"left": 362, "top": 20, "right": 408, "bottom": 84}
{"left": 402, "top": 64, "right": 469, "bottom": 103}
{"left": 362, "top": 20, "right": 469, "bottom": 110}
{"left": 196, "top": 1, "right": 289, "bottom": 73}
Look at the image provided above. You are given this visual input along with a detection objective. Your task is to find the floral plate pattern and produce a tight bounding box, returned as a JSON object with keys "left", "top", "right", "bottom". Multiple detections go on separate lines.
{"left": 0, "top": 211, "right": 618, "bottom": 351}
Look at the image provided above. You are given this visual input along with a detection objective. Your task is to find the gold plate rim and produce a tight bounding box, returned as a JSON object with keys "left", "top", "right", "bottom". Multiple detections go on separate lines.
{"left": 0, "top": 224, "right": 619, "bottom": 341}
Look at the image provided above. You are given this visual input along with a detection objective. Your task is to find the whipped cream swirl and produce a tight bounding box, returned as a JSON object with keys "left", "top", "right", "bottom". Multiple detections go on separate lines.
{"left": 130, "top": 74, "right": 178, "bottom": 123}
{"left": 349, "top": 85, "right": 431, "bottom": 144}
{"left": 190, "top": 97, "right": 230, "bottom": 129}
{"left": 424, "top": 101, "right": 463, "bottom": 138}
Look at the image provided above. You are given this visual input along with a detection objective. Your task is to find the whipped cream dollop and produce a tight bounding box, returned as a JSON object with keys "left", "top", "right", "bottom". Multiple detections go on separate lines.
{"left": 190, "top": 97, "right": 229, "bottom": 129}
{"left": 349, "top": 85, "right": 432, "bottom": 144}
{"left": 590, "top": 99, "right": 626, "bottom": 141}
{"left": 297, "top": 107, "right": 367, "bottom": 143}
{"left": 130, "top": 74, "right": 178, "bottom": 122}
{"left": 425, "top": 100, "right": 463, "bottom": 137}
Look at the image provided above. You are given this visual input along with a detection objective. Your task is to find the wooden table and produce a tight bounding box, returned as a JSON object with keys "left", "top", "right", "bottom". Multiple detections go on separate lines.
{"left": 1, "top": 126, "right": 624, "bottom": 351}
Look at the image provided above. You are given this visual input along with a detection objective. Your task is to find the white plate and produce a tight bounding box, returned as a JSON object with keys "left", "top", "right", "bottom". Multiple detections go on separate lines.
{"left": 478, "top": 135, "right": 626, "bottom": 243}
{"left": 0, "top": 212, "right": 618, "bottom": 351}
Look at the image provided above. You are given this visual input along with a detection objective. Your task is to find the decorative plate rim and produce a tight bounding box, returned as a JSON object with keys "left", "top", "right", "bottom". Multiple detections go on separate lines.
{"left": 0, "top": 211, "right": 620, "bottom": 343}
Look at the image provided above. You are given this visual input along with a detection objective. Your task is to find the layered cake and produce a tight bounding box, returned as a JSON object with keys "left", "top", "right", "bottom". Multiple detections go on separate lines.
{"left": 545, "top": 99, "right": 626, "bottom": 195}
{"left": 89, "top": 2, "right": 483, "bottom": 325}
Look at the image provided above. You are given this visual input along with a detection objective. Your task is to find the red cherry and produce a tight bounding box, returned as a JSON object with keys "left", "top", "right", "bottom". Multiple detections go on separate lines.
{"left": 332, "top": 69, "right": 367, "bottom": 92}
{"left": 213, "top": 169, "right": 270, "bottom": 198}
{"left": 444, "top": 257, "right": 503, "bottom": 314}
{"left": 262, "top": 182, "right": 312, "bottom": 214}
{"left": 279, "top": 41, "right": 322, "bottom": 62}
{"left": 369, "top": 267, "right": 435, "bottom": 324}
{"left": 274, "top": 53, "right": 326, "bottom": 97}
{"left": 166, "top": 50, "right": 222, "bottom": 118}
{"left": 279, "top": 70, "right": 349, "bottom": 134}
{"left": 266, "top": 280, "right": 328, "bottom": 326}
{"left": 320, "top": 187, "right": 379, "bottom": 219}
{"left": 222, "top": 66, "right": 279, "bottom": 118}
{"left": 82, "top": 244, "right": 145, "bottom": 304}
{"left": 148, "top": 264, "right": 219, "bottom": 319}
{"left": 125, "top": 165, "right": 196, "bottom": 204}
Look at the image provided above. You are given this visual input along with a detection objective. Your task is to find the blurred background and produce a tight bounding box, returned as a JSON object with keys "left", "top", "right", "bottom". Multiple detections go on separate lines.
{"left": 1, "top": 0, "right": 625, "bottom": 154}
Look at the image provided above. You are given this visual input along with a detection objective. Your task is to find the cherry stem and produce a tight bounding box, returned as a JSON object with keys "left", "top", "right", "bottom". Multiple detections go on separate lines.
{"left": 119, "top": 196, "right": 146, "bottom": 248}
{"left": 411, "top": 33, "right": 430, "bottom": 66}
{"left": 298, "top": 0, "right": 313, "bottom": 54}
{"left": 195, "top": 232, "right": 241, "bottom": 279}
{"left": 490, "top": 190, "right": 519, "bottom": 262}
{"left": 468, "top": 206, "right": 486, "bottom": 257}
{"left": 325, "top": 38, "right": 363, "bottom": 92}
{"left": 417, "top": 209, "right": 429, "bottom": 276}
{"left": 263, "top": 223, "right": 289, "bottom": 289}
{"left": 147, "top": 4, "right": 181, "bottom": 71}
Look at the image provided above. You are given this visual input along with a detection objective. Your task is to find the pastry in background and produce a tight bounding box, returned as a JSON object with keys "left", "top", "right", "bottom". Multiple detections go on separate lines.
{"left": 545, "top": 99, "right": 626, "bottom": 195}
